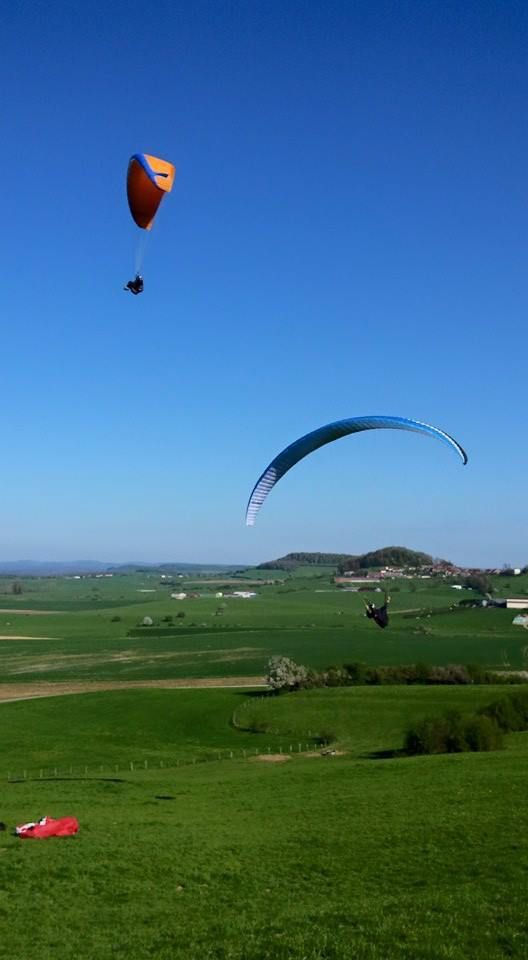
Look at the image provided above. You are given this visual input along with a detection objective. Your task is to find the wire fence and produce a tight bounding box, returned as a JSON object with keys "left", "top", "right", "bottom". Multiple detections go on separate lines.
{"left": 4, "top": 740, "right": 334, "bottom": 784}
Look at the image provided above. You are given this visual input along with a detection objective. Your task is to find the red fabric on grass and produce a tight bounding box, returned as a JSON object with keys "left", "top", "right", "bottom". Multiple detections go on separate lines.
{"left": 16, "top": 816, "right": 79, "bottom": 839}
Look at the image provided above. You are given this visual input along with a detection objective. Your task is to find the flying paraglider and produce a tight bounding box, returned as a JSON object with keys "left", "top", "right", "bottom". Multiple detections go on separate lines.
{"left": 127, "top": 153, "right": 175, "bottom": 229}
{"left": 245, "top": 415, "right": 467, "bottom": 526}
{"left": 363, "top": 593, "right": 391, "bottom": 629}
{"left": 124, "top": 153, "right": 175, "bottom": 292}
{"left": 124, "top": 274, "right": 144, "bottom": 295}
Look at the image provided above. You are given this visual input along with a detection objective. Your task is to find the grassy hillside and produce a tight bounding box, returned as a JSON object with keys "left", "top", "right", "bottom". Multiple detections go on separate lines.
{"left": 0, "top": 686, "right": 527, "bottom": 960}
{"left": 233, "top": 684, "right": 527, "bottom": 755}
{"left": 5, "top": 685, "right": 526, "bottom": 775}
{"left": 0, "top": 689, "right": 272, "bottom": 772}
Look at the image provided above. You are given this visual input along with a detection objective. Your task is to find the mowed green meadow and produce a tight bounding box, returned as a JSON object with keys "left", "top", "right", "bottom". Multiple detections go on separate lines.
{"left": 0, "top": 572, "right": 527, "bottom": 959}
{"left": 0, "top": 571, "right": 527, "bottom": 682}
{"left": 1, "top": 686, "right": 527, "bottom": 960}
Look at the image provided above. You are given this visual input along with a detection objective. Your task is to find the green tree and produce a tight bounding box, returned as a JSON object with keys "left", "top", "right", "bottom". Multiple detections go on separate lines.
{"left": 463, "top": 574, "right": 493, "bottom": 595}
{"left": 267, "top": 656, "right": 307, "bottom": 691}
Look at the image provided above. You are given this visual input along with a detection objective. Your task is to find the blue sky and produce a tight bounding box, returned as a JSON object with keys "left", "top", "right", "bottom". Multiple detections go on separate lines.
{"left": 1, "top": 0, "right": 527, "bottom": 566}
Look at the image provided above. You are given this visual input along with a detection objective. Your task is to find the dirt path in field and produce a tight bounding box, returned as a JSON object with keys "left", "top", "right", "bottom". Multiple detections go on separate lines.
{"left": 0, "top": 636, "right": 58, "bottom": 641}
{"left": 0, "top": 676, "right": 267, "bottom": 703}
{"left": 251, "top": 754, "right": 291, "bottom": 763}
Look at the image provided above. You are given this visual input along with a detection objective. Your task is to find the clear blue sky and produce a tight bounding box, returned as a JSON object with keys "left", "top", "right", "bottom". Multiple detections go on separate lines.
{"left": 1, "top": 0, "right": 527, "bottom": 566}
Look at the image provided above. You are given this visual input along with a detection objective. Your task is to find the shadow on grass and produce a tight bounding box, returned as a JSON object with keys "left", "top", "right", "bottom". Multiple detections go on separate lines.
{"left": 361, "top": 748, "right": 405, "bottom": 760}
{"left": 232, "top": 689, "right": 273, "bottom": 699}
{"left": 7, "top": 776, "right": 127, "bottom": 784}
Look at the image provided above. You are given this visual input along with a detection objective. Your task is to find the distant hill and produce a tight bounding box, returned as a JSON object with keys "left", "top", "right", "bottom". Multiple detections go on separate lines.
{"left": 0, "top": 560, "right": 242, "bottom": 577}
{"left": 257, "top": 547, "right": 435, "bottom": 573}
{"left": 0, "top": 560, "right": 113, "bottom": 576}
{"left": 257, "top": 552, "right": 358, "bottom": 571}
{"left": 114, "top": 562, "right": 241, "bottom": 575}
{"left": 340, "top": 546, "right": 433, "bottom": 573}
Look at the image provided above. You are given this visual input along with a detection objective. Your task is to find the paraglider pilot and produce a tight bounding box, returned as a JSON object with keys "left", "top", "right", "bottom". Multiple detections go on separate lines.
{"left": 124, "top": 274, "right": 144, "bottom": 295}
{"left": 363, "top": 592, "right": 391, "bottom": 629}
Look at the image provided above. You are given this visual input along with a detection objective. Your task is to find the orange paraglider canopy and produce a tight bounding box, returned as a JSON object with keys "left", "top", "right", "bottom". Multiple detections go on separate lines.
{"left": 127, "top": 153, "right": 176, "bottom": 230}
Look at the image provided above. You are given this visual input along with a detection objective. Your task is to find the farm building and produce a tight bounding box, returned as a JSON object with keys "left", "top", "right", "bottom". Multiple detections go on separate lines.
{"left": 335, "top": 577, "right": 381, "bottom": 585}
{"left": 506, "top": 598, "right": 528, "bottom": 610}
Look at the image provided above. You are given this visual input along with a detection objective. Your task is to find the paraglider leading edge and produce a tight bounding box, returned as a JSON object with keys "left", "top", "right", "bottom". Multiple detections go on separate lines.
{"left": 245, "top": 415, "right": 468, "bottom": 526}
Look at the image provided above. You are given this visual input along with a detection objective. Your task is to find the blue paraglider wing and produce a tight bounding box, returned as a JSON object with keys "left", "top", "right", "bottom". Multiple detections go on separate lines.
{"left": 245, "top": 415, "right": 467, "bottom": 526}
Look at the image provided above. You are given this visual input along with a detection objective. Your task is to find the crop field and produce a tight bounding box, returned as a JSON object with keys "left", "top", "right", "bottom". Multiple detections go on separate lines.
{"left": 0, "top": 570, "right": 526, "bottom": 684}
{"left": 1, "top": 685, "right": 527, "bottom": 960}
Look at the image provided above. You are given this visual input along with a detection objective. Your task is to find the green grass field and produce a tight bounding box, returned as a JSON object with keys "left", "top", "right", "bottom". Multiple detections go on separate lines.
{"left": 0, "top": 572, "right": 526, "bottom": 958}
{"left": 1, "top": 685, "right": 527, "bottom": 960}
{"left": 0, "top": 572, "right": 527, "bottom": 683}
{"left": 233, "top": 684, "right": 528, "bottom": 753}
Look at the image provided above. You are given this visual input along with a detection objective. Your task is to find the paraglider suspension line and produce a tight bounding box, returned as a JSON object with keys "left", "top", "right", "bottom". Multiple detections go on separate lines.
{"left": 135, "top": 232, "right": 149, "bottom": 275}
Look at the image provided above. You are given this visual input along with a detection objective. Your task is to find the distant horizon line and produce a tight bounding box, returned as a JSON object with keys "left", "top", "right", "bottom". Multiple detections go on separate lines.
{"left": 0, "top": 554, "right": 522, "bottom": 574}
{"left": 0, "top": 559, "right": 245, "bottom": 568}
